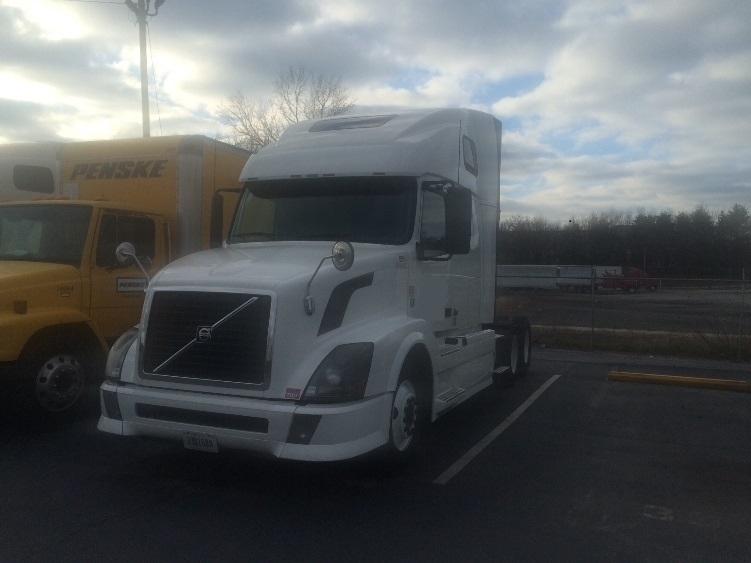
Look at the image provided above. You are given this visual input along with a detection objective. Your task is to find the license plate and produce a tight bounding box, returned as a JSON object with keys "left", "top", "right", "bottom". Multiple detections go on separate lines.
{"left": 182, "top": 432, "right": 219, "bottom": 453}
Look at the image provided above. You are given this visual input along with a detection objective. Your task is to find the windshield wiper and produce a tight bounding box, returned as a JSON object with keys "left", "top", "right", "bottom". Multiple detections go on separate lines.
{"left": 302, "top": 233, "right": 353, "bottom": 241}
{"left": 231, "top": 232, "right": 276, "bottom": 242}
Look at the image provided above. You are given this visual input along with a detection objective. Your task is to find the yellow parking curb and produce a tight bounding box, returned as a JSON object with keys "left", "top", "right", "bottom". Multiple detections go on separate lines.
{"left": 608, "top": 371, "right": 751, "bottom": 393}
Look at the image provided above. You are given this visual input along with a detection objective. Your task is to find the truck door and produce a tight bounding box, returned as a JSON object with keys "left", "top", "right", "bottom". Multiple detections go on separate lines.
{"left": 413, "top": 184, "right": 456, "bottom": 402}
{"left": 416, "top": 181, "right": 491, "bottom": 408}
{"left": 414, "top": 185, "right": 454, "bottom": 331}
{"left": 448, "top": 198, "right": 481, "bottom": 333}
{"left": 88, "top": 211, "right": 163, "bottom": 344}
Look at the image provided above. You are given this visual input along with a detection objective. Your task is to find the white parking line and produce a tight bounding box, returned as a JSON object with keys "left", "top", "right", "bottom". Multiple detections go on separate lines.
{"left": 433, "top": 373, "right": 563, "bottom": 485}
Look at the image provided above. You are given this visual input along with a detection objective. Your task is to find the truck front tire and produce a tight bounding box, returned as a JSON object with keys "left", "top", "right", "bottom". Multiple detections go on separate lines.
{"left": 17, "top": 342, "right": 92, "bottom": 417}
{"left": 385, "top": 359, "right": 428, "bottom": 461}
{"left": 33, "top": 352, "right": 87, "bottom": 414}
{"left": 390, "top": 379, "right": 419, "bottom": 454}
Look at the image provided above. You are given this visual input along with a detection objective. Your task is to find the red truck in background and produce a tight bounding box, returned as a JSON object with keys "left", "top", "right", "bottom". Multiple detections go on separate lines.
{"left": 601, "top": 267, "right": 658, "bottom": 292}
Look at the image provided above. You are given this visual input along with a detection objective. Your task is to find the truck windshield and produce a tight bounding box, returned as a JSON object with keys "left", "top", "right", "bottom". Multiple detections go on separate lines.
{"left": 229, "top": 176, "right": 416, "bottom": 245}
{"left": 0, "top": 205, "right": 92, "bottom": 267}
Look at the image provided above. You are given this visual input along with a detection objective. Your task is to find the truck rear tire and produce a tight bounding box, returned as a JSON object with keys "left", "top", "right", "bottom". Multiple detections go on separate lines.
{"left": 512, "top": 318, "right": 531, "bottom": 377}
{"left": 520, "top": 327, "right": 532, "bottom": 372}
{"left": 507, "top": 334, "right": 529, "bottom": 378}
{"left": 508, "top": 334, "right": 521, "bottom": 377}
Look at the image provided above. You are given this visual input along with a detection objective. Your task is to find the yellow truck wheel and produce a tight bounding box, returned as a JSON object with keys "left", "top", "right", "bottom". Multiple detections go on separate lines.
{"left": 33, "top": 352, "right": 87, "bottom": 413}
{"left": 17, "top": 341, "right": 93, "bottom": 417}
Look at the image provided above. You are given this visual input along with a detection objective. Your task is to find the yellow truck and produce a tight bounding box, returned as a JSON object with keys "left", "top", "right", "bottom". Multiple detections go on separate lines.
{"left": 0, "top": 136, "right": 249, "bottom": 415}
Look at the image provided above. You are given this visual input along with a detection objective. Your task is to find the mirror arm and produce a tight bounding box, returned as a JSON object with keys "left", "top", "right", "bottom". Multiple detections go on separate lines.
{"left": 115, "top": 242, "right": 150, "bottom": 286}
{"left": 131, "top": 255, "right": 151, "bottom": 282}
{"left": 302, "top": 242, "right": 355, "bottom": 316}
{"left": 304, "top": 255, "right": 333, "bottom": 316}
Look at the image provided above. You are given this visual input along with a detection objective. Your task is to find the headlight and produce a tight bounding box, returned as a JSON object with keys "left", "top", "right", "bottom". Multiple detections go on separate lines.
{"left": 302, "top": 343, "right": 374, "bottom": 403}
{"left": 105, "top": 326, "right": 139, "bottom": 381}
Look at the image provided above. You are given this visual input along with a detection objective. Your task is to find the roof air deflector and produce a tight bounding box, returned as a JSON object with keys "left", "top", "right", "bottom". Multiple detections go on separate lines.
{"left": 309, "top": 115, "right": 396, "bottom": 132}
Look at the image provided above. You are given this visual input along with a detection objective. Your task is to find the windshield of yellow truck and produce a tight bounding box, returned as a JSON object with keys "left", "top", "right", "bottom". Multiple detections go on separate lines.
{"left": 0, "top": 204, "right": 92, "bottom": 267}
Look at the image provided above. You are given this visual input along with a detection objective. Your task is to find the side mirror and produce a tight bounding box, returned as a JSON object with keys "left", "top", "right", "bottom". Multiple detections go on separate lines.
{"left": 13, "top": 165, "right": 55, "bottom": 194}
{"left": 115, "top": 242, "right": 136, "bottom": 265}
{"left": 304, "top": 241, "right": 355, "bottom": 315}
{"left": 115, "top": 241, "right": 150, "bottom": 283}
{"left": 331, "top": 241, "right": 354, "bottom": 271}
{"left": 445, "top": 187, "right": 472, "bottom": 255}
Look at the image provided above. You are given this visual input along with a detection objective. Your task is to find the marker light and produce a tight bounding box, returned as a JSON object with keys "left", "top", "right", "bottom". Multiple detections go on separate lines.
{"left": 105, "top": 326, "right": 139, "bottom": 381}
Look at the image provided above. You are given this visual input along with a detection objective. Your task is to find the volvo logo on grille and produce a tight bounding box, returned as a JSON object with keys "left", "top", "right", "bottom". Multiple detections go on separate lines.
{"left": 196, "top": 326, "right": 213, "bottom": 343}
{"left": 150, "top": 296, "right": 258, "bottom": 375}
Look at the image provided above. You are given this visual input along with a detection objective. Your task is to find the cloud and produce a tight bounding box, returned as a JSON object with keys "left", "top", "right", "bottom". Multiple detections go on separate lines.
{"left": 491, "top": 0, "right": 751, "bottom": 217}
{"left": 0, "top": 0, "right": 749, "bottom": 219}
{"left": 0, "top": 98, "right": 63, "bottom": 141}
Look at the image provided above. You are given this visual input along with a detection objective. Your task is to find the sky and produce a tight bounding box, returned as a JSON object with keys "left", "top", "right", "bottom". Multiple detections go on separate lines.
{"left": 1, "top": 0, "right": 749, "bottom": 220}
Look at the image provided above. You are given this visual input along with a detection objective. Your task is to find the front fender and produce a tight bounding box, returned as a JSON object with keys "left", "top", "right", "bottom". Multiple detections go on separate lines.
{"left": 0, "top": 309, "right": 106, "bottom": 363}
{"left": 328, "top": 315, "right": 435, "bottom": 398}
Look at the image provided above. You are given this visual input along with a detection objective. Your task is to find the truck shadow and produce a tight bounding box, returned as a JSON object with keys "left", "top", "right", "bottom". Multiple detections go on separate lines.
{"left": 107, "top": 375, "right": 533, "bottom": 497}
{"left": 0, "top": 384, "right": 101, "bottom": 436}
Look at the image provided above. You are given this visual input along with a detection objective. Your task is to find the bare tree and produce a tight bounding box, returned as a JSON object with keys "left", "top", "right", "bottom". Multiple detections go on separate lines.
{"left": 275, "top": 67, "right": 308, "bottom": 125}
{"left": 220, "top": 66, "right": 354, "bottom": 153}
{"left": 306, "top": 74, "right": 353, "bottom": 120}
{"left": 218, "top": 93, "right": 285, "bottom": 154}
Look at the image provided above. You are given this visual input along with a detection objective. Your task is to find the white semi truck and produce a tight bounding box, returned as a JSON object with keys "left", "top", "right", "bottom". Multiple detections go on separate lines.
{"left": 98, "top": 109, "right": 532, "bottom": 461}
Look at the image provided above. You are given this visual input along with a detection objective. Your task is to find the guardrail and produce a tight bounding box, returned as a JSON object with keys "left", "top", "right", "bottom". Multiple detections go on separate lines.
{"left": 495, "top": 269, "right": 748, "bottom": 362}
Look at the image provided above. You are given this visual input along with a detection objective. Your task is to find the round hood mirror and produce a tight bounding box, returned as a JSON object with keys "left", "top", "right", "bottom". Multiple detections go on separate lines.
{"left": 115, "top": 242, "right": 136, "bottom": 265}
{"left": 331, "top": 241, "right": 354, "bottom": 271}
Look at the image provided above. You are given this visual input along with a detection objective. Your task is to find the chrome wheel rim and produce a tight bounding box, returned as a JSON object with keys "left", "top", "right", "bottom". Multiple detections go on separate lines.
{"left": 35, "top": 355, "right": 85, "bottom": 413}
{"left": 522, "top": 329, "right": 531, "bottom": 365}
{"left": 510, "top": 336, "right": 519, "bottom": 374}
{"left": 391, "top": 380, "right": 418, "bottom": 452}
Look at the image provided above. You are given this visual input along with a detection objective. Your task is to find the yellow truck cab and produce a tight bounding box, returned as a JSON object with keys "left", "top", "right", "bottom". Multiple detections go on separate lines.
{"left": 0, "top": 136, "right": 249, "bottom": 415}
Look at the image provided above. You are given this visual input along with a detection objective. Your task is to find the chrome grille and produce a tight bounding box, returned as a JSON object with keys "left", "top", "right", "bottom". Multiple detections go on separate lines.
{"left": 142, "top": 291, "right": 271, "bottom": 385}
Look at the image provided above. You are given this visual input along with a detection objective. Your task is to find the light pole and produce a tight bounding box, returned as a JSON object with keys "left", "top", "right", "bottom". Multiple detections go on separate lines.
{"left": 124, "top": 0, "right": 165, "bottom": 138}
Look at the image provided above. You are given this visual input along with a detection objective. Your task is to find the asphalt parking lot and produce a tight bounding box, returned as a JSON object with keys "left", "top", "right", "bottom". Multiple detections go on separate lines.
{"left": 2, "top": 349, "right": 750, "bottom": 562}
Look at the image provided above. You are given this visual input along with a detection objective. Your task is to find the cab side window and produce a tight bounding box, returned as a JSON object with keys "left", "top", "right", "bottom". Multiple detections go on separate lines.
{"left": 462, "top": 136, "right": 478, "bottom": 176}
{"left": 13, "top": 165, "right": 55, "bottom": 194}
{"left": 96, "top": 214, "right": 155, "bottom": 267}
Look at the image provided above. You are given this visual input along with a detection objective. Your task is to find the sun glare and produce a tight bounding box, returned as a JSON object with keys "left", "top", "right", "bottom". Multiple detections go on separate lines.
{"left": 0, "top": 71, "right": 60, "bottom": 104}
{"left": 4, "top": 0, "right": 89, "bottom": 41}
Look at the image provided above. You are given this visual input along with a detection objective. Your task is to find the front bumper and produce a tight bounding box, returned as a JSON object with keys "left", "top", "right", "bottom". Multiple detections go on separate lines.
{"left": 98, "top": 382, "right": 392, "bottom": 462}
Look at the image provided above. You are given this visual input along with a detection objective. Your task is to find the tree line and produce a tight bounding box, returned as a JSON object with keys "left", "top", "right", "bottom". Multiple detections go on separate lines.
{"left": 498, "top": 204, "right": 751, "bottom": 279}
